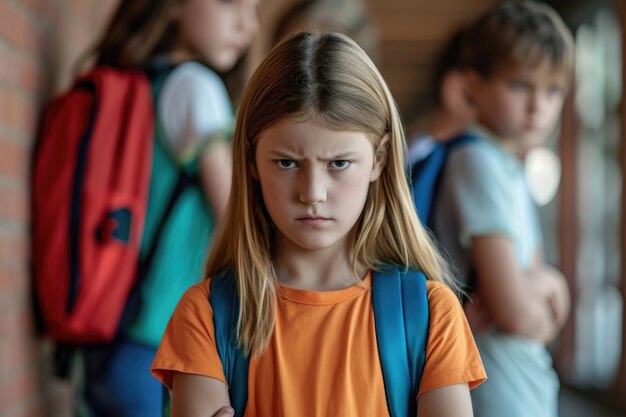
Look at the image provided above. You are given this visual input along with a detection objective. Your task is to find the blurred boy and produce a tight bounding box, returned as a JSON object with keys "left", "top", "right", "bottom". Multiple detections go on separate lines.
{"left": 431, "top": 2, "right": 574, "bottom": 416}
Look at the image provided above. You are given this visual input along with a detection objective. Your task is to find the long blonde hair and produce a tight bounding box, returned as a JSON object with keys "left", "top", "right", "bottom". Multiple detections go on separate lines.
{"left": 205, "top": 31, "right": 454, "bottom": 355}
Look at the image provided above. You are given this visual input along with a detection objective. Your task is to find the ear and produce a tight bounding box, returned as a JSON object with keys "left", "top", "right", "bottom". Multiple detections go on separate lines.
{"left": 441, "top": 70, "right": 477, "bottom": 121}
{"left": 464, "top": 69, "right": 484, "bottom": 106}
{"left": 440, "top": 71, "right": 462, "bottom": 105}
{"left": 370, "top": 134, "right": 389, "bottom": 182}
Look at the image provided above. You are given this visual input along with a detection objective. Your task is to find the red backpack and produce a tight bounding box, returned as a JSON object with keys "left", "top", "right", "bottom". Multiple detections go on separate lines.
{"left": 32, "top": 67, "right": 154, "bottom": 343}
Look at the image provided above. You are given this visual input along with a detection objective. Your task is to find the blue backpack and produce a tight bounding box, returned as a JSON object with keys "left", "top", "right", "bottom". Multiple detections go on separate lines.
{"left": 209, "top": 265, "right": 429, "bottom": 417}
{"left": 410, "top": 132, "right": 478, "bottom": 227}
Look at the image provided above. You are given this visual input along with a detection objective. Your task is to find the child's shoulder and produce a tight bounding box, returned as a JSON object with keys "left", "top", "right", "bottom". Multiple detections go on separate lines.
{"left": 448, "top": 128, "right": 519, "bottom": 178}
{"left": 178, "top": 278, "right": 212, "bottom": 306}
{"left": 426, "top": 280, "right": 464, "bottom": 328}
{"left": 456, "top": 128, "right": 502, "bottom": 158}
{"left": 160, "top": 61, "right": 229, "bottom": 105}
{"left": 425, "top": 280, "right": 461, "bottom": 308}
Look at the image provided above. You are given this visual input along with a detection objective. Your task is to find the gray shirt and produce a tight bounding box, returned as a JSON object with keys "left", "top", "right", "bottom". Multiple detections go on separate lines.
{"left": 432, "top": 127, "right": 559, "bottom": 417}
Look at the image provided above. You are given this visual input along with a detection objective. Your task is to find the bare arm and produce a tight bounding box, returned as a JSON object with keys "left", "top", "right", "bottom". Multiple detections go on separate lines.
{"left": 417, "top": 383, "right": 473, "bottom": 417}
{"left": 469, "top": 235, "right": 559, "bottom": 342}
{"left": 198, "top": 142, "right": 232, "bottom": 221}
{"left": 170, "top": 373, "right": 231, "bottom": 417}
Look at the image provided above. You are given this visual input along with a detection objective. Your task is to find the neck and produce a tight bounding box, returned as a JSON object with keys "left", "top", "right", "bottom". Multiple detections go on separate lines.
{"left": 274, "top": 233, "right": 366, "bottom": 291}
{"left": 167, "top": 50, "right": 197, "bottom": 64}
{"left": 475, "top": 120, "right": 519, "bottom": 155}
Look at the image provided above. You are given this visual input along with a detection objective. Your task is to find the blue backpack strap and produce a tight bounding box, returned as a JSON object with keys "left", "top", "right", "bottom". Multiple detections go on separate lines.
{"left": 410, "top": 132, "right": 478, "bottom": 227}
{"left": 209, "top": 269, "right": 250, "bottom": 417}
{"left": 372, "top": 265, "right": 429, "bottom": 417}
{"left": 410, "top": 142, "right": 446, "bottom": 225}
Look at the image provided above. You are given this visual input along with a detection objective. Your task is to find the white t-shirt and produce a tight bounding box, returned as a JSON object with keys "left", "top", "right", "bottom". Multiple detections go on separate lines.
{"left": 432, "top": 126, "right": 557, "bottom": 417}
{"left": 157, "top": 61, "right": 234, "bottom": 164}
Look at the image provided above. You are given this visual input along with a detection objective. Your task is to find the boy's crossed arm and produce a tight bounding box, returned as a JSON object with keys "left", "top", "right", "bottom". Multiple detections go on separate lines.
{"left": 526, "top": 250, "right": 571, "bottom": 334}
{"left": 465, "top": 235, "right": 570, "bottom": 343}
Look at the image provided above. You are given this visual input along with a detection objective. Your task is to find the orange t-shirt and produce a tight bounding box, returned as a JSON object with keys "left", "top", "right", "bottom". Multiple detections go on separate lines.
{"left": 151, "top": 273, "right": 486, "bottom": 416}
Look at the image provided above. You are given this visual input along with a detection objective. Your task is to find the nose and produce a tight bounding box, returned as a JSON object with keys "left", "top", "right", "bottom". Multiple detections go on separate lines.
{"left": 527, "top": 89, "right": 548, "bottom": 116}
{"left": 299, "top": 167, "right": 327, "bottom": 205}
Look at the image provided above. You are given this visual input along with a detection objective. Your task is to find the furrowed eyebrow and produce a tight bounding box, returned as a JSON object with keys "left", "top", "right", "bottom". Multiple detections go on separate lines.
{"left": 326, "top": 152, "right": 360, "bottom": 160}
{"left": 267, "top": 150, "right": 302, "bottom": 159}
{"left": 266, "top": 150, "right": 362, "bottom": 160}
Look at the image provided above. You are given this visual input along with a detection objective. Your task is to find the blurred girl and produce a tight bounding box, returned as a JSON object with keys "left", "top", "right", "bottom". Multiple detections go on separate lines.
{"left": 79, "top": 0, "right": 259, "bottom": 415}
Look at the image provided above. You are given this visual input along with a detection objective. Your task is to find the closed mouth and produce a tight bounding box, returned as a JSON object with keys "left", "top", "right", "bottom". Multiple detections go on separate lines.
{"left": 296, "top": 216, "right": 330, "bottom": 227}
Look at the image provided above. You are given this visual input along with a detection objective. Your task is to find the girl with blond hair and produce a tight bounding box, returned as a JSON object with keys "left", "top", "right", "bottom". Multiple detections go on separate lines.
{"left": 152, "top": 31, "right": 485, "bottom": 417}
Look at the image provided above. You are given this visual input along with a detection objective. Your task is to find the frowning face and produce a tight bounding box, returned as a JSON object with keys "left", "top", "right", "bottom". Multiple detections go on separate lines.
{"left": 255, "top": 117, "right": 384, "bottom": 257}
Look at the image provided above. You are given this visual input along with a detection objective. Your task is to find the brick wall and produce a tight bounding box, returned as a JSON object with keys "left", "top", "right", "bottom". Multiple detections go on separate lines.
{"left": 0, "top": 1, "right": 117, "bottom": 416}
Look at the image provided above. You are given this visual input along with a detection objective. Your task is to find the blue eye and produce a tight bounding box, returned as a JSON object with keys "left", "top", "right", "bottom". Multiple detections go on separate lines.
{"left": 276, "top": 159, "right": 297, "bottom": 169}
{"left": 329, "top": 160, "right": 351, "bottom": 170}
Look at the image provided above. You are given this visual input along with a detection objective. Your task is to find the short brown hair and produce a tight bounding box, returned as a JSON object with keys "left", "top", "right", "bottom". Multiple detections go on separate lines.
{"left": 461, "top": 0, "right": 574, "bottom": 78}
